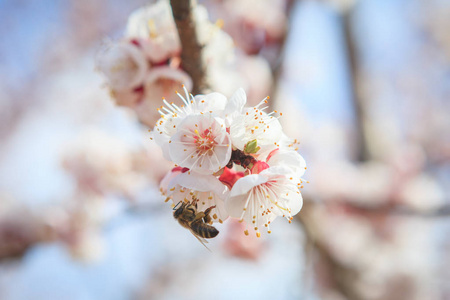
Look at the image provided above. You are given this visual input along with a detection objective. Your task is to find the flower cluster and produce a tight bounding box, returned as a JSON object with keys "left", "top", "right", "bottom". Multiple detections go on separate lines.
{"left": 96, "top": 0, "right": 238, "bottom": 127}
{"left": 153, "top": 87, "right": 306, "bottom": 237}
{"left": 95, "top": 0, "right": 189, "bottom": 127}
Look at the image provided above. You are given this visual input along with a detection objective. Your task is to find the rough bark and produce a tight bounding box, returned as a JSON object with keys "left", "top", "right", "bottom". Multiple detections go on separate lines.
{"left": 170, "top": 0, "right": 208, "bottom": 94}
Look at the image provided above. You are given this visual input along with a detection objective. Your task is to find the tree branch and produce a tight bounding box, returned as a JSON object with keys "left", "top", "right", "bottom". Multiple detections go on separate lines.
{"left": 343, "top": 10, "right": 370, "bottom": 162}
{"left": 170, "top": 0, "right": 208, "bottom": 94}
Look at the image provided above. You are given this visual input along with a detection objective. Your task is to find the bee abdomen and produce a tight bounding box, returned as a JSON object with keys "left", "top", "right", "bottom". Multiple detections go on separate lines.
{"left": 191, "top": 222, "right": 219, "bottom": 239}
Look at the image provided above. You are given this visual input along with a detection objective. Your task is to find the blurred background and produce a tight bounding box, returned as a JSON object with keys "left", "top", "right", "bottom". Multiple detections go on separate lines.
{"left": 0, "top": 0, "right": 449, "bottom": 299}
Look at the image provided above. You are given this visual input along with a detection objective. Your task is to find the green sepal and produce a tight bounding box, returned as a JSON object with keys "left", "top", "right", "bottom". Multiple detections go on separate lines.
{"left": 244, "top": 139, "right": 260, "bottom": 154}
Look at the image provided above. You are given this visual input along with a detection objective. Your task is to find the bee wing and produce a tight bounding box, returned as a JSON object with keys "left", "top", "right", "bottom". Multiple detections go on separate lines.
{"left": 189, "top": 229, "right": 212, "bottom": 252}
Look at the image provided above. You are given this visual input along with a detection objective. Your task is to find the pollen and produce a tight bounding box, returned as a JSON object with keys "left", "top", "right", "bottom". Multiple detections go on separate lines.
{"left": 215, "top": 18, "right": 224, "bottom": 28}
{"left": 256, "top": 232, "right": 261, "bottom": 238}
{"left": 244, "top": 230, "right": 249, "bottom": 236}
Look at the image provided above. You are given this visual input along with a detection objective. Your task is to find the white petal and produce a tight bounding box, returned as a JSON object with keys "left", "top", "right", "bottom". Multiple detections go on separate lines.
{"left": 229, "top": 174, "right": 268, "bottom": 197}
{"left": 284, "top": 190, "right": 303, "bottom": 216}
{"left": 196, "top": 191, "right": 229, "bottom": 222}
{"left": 224, "top": 88, "right": 247, "bottom": 116}
{"left": 267, "top": 149, "right": 307, "bottom": 177}
{"left": 225, "top": 191, "right": 275, "bottom": 229}
{"left": 194, "top": 92, "right": 228, "bottom": 114}
{"left": 225, "top": 193, "right": 250, "bottom": 219}
{"left": 171, "top": 172, "right": 226, "bottom": 195}
{"left": 229, "top": 109, "right": 282, "bottom": 151}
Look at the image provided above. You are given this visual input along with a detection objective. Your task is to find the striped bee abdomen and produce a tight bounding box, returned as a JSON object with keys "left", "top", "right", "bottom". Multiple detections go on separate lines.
{"left": 190, "top": 220, "right": 219, "bottom": 239}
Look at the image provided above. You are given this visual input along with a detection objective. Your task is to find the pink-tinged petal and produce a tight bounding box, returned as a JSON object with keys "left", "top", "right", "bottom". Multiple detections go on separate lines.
{"left": 266, "top": 148, "right": 279, "bottom": 162}
{"left": 111, "top": 87, "right": 144, "bottom": 107}
{"left": 219, "top": 167, "right": 245, "bottom": 189}
{"left": 159, "top": 168, "right": 182, "bottom": 194}
{"left": 144, "top": 66, "right": 193, "bottom": 97}
{"left": 251, "top": 161, "right": 270, "bottom": 174}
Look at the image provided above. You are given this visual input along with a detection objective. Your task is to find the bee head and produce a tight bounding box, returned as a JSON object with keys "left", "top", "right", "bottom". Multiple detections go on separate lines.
{"left": 173, "top": 201, "right": 186, "bottom": 218}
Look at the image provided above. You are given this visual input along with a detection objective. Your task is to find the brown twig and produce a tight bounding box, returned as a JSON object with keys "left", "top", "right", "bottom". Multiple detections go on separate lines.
{"left": 170, "top": 0, "right": 209, "bottom": 94}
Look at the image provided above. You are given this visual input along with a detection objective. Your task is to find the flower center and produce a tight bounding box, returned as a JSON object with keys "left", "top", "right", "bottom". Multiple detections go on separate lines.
{"left": 194, "top": 129, "right": 216, "bottom": 155}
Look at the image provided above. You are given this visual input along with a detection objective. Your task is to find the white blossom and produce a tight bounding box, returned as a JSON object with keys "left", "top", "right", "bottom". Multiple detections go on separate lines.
{"left": 96, "top": 42, "right": 148, "bottom": 91}
{"left": 150, "top": 87, "right": 307, "bottom": 238}
{"left": 228, "top": 93, "right": 283, "bottom": 151}
{"left": 125, "top": 0, "right": 180, "bottom": 63}
{"left": 168, "top": 114, "right": 232, "bottom": 174}
{"left": 151, "top": 87, "right": 228, "bottom": 160}
{"left": 225, "top": 164, "right": 303, "bottom": 237}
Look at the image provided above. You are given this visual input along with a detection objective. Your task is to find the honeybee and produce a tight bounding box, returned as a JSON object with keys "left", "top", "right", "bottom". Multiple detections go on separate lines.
{"left": 173, "top": 197, "right": 219, "bottom": 250}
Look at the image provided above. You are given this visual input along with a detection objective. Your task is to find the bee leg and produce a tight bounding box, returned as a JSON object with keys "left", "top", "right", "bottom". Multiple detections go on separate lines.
{"left": 203, "top": 206, "right": 216, "bottom": 224}
{"left": 193, "top": 211, "right": 206, "bottom": 221}
{"left": 191, "top": 197, "right": 199, "bottom": 209}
